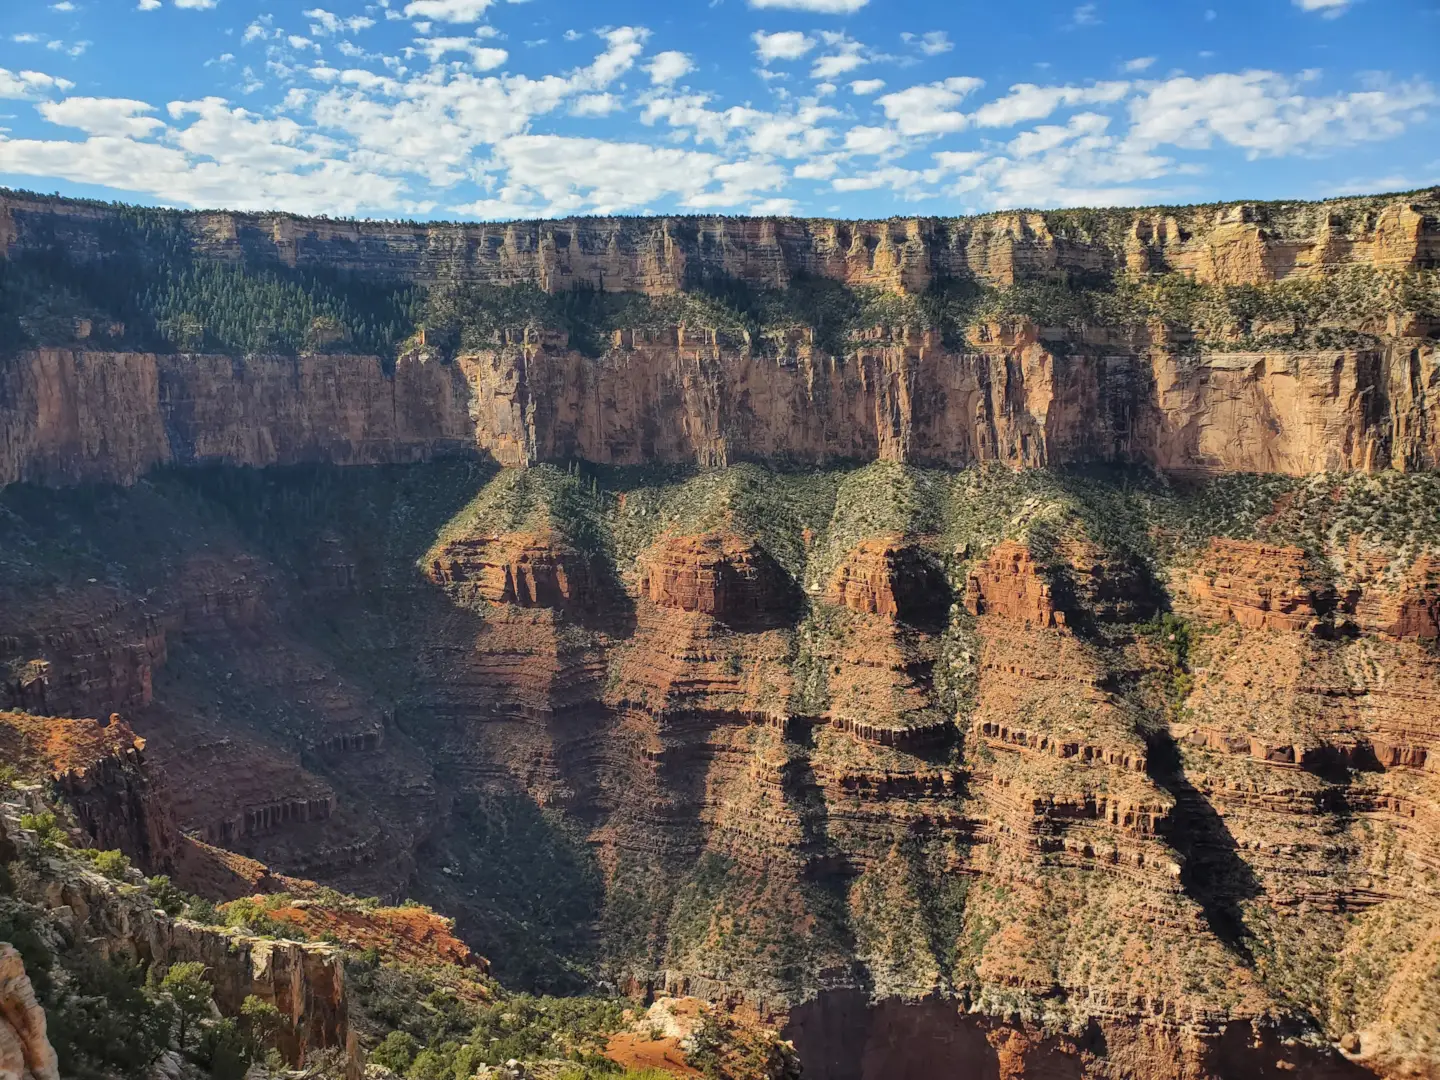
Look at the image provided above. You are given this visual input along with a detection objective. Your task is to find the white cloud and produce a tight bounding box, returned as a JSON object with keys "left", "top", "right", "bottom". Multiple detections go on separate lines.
{"left": 901, "top": 31, "right": 952, "bottom": 56}
{"left": 750, "top": 197, "right": 798, "bottom": 215}
{"left": 39, "top": 96, "right": 166, "bottom": 138}
{"left": 0, "top": 68, "right": 75, "bottom": 99}
{"left": 793, "top": 156, "right": 838, "bottom": 179}
{"left": 1294, "top": 0, "right": 1350, "bottom": 15}
{"left": 1122, "top": 56, "right": 1155, "bottom": 73}
{"left": 843, "top": 124, "right": 899, "bottom": 155}
{"left": 51, "top": 2, "right": 76, "bottom": 12}
{"left": 811, "top": 51, "right": 864, "bottom": 80}
{"left": 305, "top": 9, "right": 377, "bottom": 35}
{"left": 173, "top": 0, "right": 218, "bottom": 9}
{"left": 646, "top": 51, "right": 694, "bottom": 86}
{"left": 402, "top": 0, "right": 491, "bottom": 23}
{"left": 43, "top": 39, "right": 91, "bottom": 57}
{"left": 876, "top": 76, "right": 984, "bottom": 135}
{"left": 1007, "top": 111, "right": 1109, "bottom": 156}
{"left": 809, "top": 33, "right": 868, "bottom": 80}
{"left": 137, "top": 0, "right": 161, "bottom": 9}
{"left": 1128, "top": 71, "right": 1436, "bottom": 156}
{"left": 3, "top": 7, "right": 1433, "bottom": 222}
{"left": 1070, "top": 4, "right": 1099, "bottom": 26}
{"left": 570, "top": 93, "right": 619, "bottom": 117}
{"left": 748, "top": 0, "right": 868, "bottom": 11}
{"left": 288, "top": 35, "right": 320, "bottom": 52}
{"left": 932, "top": 149, "right": 986, "bottom": 172}
{"left": 457, "top": 134, "right": 786, "bottom": 216}
{"left": 470, "top": 47, "right": 507, "bottom": 70}
{"left": 970, "top": 81, "right": 1128, "bottom": 127}
{"left": 752, "top": 30, "right": 815, "bottom": 63}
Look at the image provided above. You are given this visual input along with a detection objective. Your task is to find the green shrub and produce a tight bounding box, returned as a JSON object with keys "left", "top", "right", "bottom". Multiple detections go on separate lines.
{"left": 183, "top": 897, "right": 219, "bottom": 925}
{"left": 18, "top": 812, "right": 65, "bottom": 852}
{"left": 371, "top": 1030, "right": 418, "bottom": 1073}
{"left": 81, "top": 848, "right": 132, "bottom": 881}
{"left": 160, "top": 961, "right": 214, "bottom": 1046}
{"left": 146, "top": 874, "right": 190, "bottom": 916}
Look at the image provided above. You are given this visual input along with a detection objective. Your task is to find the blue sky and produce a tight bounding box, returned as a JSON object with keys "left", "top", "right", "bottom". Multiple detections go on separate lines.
{"left": 0, "top": 0, "right": 1437, "bottom": 220}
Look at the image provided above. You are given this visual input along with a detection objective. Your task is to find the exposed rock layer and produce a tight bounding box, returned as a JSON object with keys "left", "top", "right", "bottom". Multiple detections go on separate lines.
{"left": 4, "top": 188, "right": 1436, "bottom": 294}
{"left": 4, "top": 338, "right": 1440, "bottom": 486}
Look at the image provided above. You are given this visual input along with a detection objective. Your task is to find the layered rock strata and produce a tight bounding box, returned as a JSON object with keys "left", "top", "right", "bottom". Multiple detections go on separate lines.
{"left": 3, "top": 190, "right": 1440, "bottom": 488}
{"left": 7, "top": 337, "right": 1440, "bottom": 485}
{"left": 4, "top": 188, "right": 1436, "bottom": 294}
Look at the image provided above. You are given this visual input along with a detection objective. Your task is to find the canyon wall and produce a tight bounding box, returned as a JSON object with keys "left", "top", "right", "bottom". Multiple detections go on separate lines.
{"left": 3, "top": 188, "right": 1436, "bottom": 294}
{"left": 3, "top": 332, "right": 1438, "bottom": 486}
{"left": 2, "top": 187, "right": 1438, "bottom": 488}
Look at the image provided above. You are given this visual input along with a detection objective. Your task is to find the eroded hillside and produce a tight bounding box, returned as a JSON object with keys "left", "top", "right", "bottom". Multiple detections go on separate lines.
{"left": 2, "top": 460, "right": 1438, "bottom": 1079}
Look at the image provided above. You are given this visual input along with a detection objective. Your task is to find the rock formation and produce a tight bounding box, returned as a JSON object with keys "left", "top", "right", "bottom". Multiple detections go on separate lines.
{"left": 3, "top": 188, "right": 1435, "bottom": 294}
{"left": 637, "top": 533, "right": 798, "bottom": 628}
{"left": 1, "top": 189, "right": 1439, "bottom": 487}
{"left": 0, "top": 945, "right": 58, "bottom": 1080}
{"left": 825, "top": 538, "right": 948, "bottom": 624}
{"left": 964, "top": 541, "right": 1063, "bottom": 627}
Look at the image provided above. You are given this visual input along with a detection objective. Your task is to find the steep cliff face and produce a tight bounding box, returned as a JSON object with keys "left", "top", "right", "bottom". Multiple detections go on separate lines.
{"left": 0, "top": 348, "right": 474, "bottom": 487}
{"left": 6, "top": 334, "right": 1437, "bottom": 484}
{"left": 4, "top": 188, "right": 1436, "bottom": 294}
{"left": 3, "top": 189, "right": 1439, "bottom": 487}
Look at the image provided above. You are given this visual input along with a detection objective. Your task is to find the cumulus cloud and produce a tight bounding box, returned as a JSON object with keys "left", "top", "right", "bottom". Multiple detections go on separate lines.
{"left": 305, "top": 9, "right": 377, "bottom": 35}
{"left": 3, "top": 9, "right": 1434, "bottom": 221}
{"left": 1122, "top": 56, "right": 1155, "bottom": 73}
{"left": 646, "top": 51, "right": 694, "bottom": 85}
{"left": 876, "top": 76, "right": 984, "bottom": 135}
{"left": 970, "top": 82, "right": 1129, "bottom": 127}
{"left": 173, "top": 0, "right": 218, "bottom": 9}
{"left": 0, "top": 67, "right": 74, "bottom": 99}
{"left": 402, "top": 0, "right": 492, "bottom": 23}
{"left": 843, "top": 124, "right": 899, "bottom": 155}
{"left": 38, "top": 97, "right": 167, "bottom": 138}
{"left": 752, "top": 30, "right": 815, "bottom": 63}
{"left": 1127, "top": 71, "right": 1436, "bottom": 156}
{"left": 570, "top": 93, "right": 619, "bottom": 117}
{"left": 901, "top": 31, "right": 952, "bottom": 55}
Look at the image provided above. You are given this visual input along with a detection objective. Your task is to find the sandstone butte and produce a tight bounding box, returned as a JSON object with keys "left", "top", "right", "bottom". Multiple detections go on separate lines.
{"left": 1, "top": 187, "right": 1439, "bottom": 1080}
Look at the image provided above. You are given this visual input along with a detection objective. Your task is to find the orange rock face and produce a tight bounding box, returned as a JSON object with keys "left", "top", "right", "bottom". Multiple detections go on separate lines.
{"left": 1181, "top": 539, "right": 1330, "bottom": 631}
{"left": 637, "top": 533, "right": 797, "bottom": 628}
{"left": 0, "top": 944, "right": 59, "bottom": 1080}
{"left": 428, "top": 530, "right": 593, "bottom": 611}
{"left": 964, "top": 542, "right": 1061, "bottom": 628}
{"left": 1348, "top": 554, "right": 1440, "bottom": 641}
{"left": 825, "top": 539, "right": 949, "bottom": 624}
